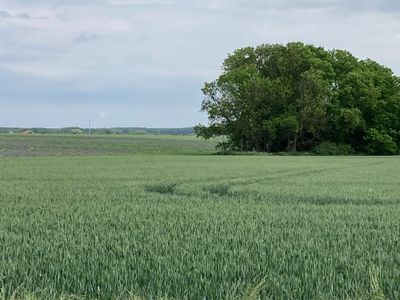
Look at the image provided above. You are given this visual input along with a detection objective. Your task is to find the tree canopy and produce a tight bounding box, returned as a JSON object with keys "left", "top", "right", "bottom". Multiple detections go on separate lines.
{"left": 196, "top": 42, "right": 400, "bottom": 155}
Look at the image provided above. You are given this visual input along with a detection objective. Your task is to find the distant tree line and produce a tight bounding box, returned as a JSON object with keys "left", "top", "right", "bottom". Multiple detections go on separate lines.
{"left": 0, "top": 127, "right": 195, "bottom": 135}
{"left": 196, "top": 42, "right": 400, "bottom": 155}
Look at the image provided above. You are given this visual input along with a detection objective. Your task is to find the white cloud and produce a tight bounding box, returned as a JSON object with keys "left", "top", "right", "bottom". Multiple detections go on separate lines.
{"left": 0, "top": 0, "right": 399, "bottom": 127}
{"left": 1, "top": 63, "right": 82, "bottom": 80}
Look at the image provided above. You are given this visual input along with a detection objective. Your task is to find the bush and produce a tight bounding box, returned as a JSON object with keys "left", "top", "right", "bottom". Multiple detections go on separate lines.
{"left": 366, "top": 128, "right": 398, "bottom": 155}
{"left": 312, "top": 142, "right": 354, "bottom": 156}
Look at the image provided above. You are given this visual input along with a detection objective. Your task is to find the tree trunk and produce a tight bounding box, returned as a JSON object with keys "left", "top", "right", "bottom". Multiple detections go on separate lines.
{"left": 292, "top": 134, "right": 298, "bottom": 152}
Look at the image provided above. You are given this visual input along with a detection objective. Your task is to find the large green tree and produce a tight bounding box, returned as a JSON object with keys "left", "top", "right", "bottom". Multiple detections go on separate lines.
{"left": 196, "top": 42, "right": 400, "bottom": 154}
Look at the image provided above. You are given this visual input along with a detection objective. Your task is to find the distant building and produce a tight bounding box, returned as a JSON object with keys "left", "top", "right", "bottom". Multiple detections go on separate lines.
{"left": 21, "top": 130, "right": 33, "bottom": 135}
{"left": 71, "top": 129, "right": 84, "bottom": 135}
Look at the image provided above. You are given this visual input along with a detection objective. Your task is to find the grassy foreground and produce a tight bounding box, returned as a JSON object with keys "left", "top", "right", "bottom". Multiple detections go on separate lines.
{"left": 1, "top": 153, "right": 400, "bottom": 299}
{"left": 0, "top": 135, "right": 400, "bottom": 299}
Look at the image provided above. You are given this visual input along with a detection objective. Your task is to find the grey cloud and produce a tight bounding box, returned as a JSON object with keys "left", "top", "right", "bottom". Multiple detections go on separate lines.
{"left": 0, "top": 10, "right": 13, "bottom": 17}
{"left": 5, "top": 0, "right": 400, "bottom": 12}
{"left": 16, "top": 13, "right": 33, "bottom": 18}
{"left": 0, "top": 9, "right": 43, "bottom": 19}
{"left": 74, "top": 32, "right": 106, "bottom": 43}
{"left": 238, "top": 0, "right": 400, "bottom": 12}
{"left": 104, "top": 0, "right": 175, "bottom": 6}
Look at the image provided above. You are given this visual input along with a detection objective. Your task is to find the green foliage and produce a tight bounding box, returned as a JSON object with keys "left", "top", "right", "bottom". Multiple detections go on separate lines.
{"left": 198, "top": 42, "right": 400, "bottom": 155}
{"left": 366, "top": 128, "right": 398, "bottom": 155}
{"left": 312, "top": 142, "right": 354, "bottom": 155}
{"left": 1, "top": 155, "right": 400, "bottom": 299}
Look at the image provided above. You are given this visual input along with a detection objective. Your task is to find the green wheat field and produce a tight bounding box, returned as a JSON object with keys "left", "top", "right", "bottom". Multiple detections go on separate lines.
{"left": 0, "top": 134, "right": 399, "bottom": 299}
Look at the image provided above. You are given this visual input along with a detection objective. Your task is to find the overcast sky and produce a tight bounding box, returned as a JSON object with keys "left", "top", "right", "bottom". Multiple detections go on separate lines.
{"left": 1, "top": 0, "right": 399, "bottom": 128}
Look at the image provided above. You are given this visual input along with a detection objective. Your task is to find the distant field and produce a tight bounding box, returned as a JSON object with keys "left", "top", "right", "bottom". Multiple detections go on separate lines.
{"left": 0, "top": 134, "right": 218, "bottom": 157}
{"left": 1, "top": 148, "right": 400, "bottom": 298}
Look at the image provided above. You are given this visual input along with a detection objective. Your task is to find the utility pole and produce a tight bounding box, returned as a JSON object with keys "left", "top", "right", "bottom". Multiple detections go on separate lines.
{"left": 88, "top": 120, "right": 91, "bottom": 135}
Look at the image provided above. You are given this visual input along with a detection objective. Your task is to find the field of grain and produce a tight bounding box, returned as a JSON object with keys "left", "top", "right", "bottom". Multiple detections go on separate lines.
{"left": 0, "top": 135, "right": 399, "bottom": 299}
{"left": 0, "top": 134, "right": 217, "bottom": 157}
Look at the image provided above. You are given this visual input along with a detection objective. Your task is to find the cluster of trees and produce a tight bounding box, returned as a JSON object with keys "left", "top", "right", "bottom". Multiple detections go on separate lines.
{"left": 196, "top": 42, "right": 400, "bottom": 154}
